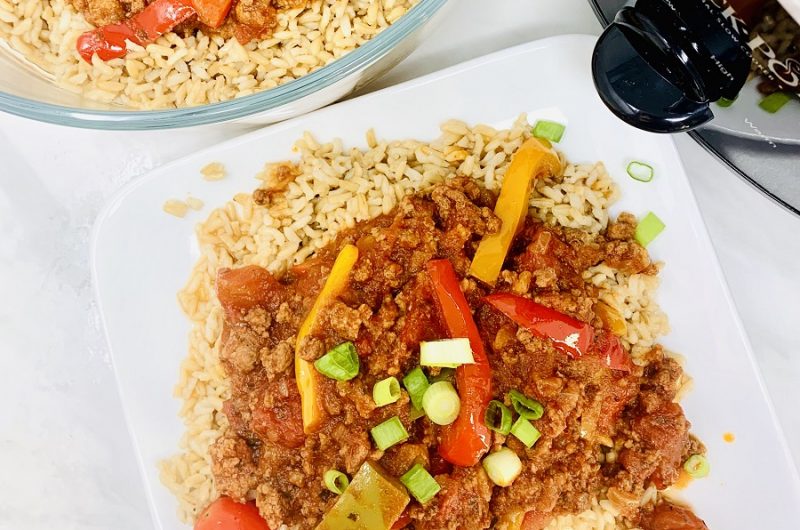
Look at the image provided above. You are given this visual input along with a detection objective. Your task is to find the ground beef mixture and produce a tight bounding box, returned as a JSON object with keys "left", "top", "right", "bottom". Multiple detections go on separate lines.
{"left": 71, "top": 0, "right": 307, "bottom": 42}
{"left": 210, "top": 178, "right": 707, "bottom": 530}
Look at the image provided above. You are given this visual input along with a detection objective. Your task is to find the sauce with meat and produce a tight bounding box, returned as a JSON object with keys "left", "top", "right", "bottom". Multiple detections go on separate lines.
{"left": 208, "top": 178, "right": 706, "bottom": 529}
{"left": 73, "top": 0, "right": 306, "bottom": 40}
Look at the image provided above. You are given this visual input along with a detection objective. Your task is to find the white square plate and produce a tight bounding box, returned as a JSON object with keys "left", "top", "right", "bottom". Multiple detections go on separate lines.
{"left": 92, "top": 35, "right": 800, "bottom": 530}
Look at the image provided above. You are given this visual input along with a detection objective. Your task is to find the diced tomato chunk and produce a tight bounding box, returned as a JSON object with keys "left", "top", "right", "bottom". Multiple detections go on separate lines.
{"left": 250, "top": 380, "right": 305, "bottom": 449}
{"left": 640, "top": 501, "right": 708, "bottom": 530}
{"left": 195, "top": 497, "right": 270, "bottom": 530}
{"left": 217, "top": 266, "right": 284, "bottom": 320}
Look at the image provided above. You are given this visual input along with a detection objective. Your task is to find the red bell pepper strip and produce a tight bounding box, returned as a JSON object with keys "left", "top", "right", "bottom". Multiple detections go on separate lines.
{"left": 76, "top": 0, "right": 196, "bottom": 62}
{"left": 485, "top": 292, "right": 633, "bottom": 371}
{"left": 426, "top": 259, "right": 491, "bottom": 467}
{"left": 591, "top": 330, "right": 633, "bottom": 372}
{"left": 484, "top": 293, "right": 594, "bottom": 358}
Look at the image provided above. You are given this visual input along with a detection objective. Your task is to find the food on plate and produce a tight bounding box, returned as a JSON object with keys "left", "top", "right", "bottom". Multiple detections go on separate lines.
{"left": 187, "top": 196, "right": 205, "bottom": 210}
{"left": 163, "top": 198, "right": 191, "bottom": 217}
{"left": 201, "top": 162, "right": 228, "bottom": 181}
{"left": 164, "top": 195, "right": 204, "bottom": 216}
{"left": 0, "top": 0, "right": 418, "bottom": 108}
{"left": 160, "top": 116, "right": 707, "bottom": 529}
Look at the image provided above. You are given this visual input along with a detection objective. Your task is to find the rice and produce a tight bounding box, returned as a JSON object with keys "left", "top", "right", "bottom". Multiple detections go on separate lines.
{"left": 163, "top": 198, "right": 190, "bottom": 217}
{"left": 159, "top": 114, "right": 667, "bottom": 526}
{"left": 201, "top": 162, "right": 227, "bottom": 181}
{"left": 0, "top": 0, "right": 417, "bottom": 109}
{"left": 582, "top": 263, "right": 670, "bottom": 362}
{"left": 186, "top": 196, "right": 205, "bottom": 210}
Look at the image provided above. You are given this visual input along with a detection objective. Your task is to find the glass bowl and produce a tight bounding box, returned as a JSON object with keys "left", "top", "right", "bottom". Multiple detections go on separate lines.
{"left": 0, "top": 0, "right": 451, "bottom": 130}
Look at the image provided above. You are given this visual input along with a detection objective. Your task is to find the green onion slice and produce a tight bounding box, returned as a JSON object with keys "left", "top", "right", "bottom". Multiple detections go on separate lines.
{"left": 403, "top": 367, "right": 430, "bottom": 411}
{"left": 716, "top": 97, "right": 736, "bottom": 108}
{"left": 511, "top": 417, "right": 542, "bottom": 448}
{"left": 323, "top": 469, "right": 350, "bottom": 495}
{"left": 373, "top": 376, "right": 401, "bottom": 407}
{"left": 532, "top": 120, "right": 566, "bottom": 143}
{"left": 422, "top": 381, "right": 461, "bottom": 426}
{"left": 683, "top": 454, "right": 710, "bottom": 479}
{"left": 635, "top": 211, "right": 665, "bottom": 247}
{"left": 400, "top": 464, "right": 441, "bottom": 504}
{"left": 485, "top": 400, "right": 513, "bottom": 435}
{"left": 507, "top": 390, "right": 544, "bottom": 420}
{"left": 482, "top": 447, "right": 522, "bottom": 487}
{"left": 759, "top": 92, "right": 792, "bottom": 114}
{"left": 314, "top": 342, "right": 359, "bottom": 381}
{"left": 626, "top": 161, "right": 654, "bottom": 182}
{"left": 420, "top": 338, "right": 474, "bottom": 368}
{"left": 370, "top": 416, "right": 409, "bottom": 451}
{"left": 409, "top": 406, "right": 426, "bottom": 421}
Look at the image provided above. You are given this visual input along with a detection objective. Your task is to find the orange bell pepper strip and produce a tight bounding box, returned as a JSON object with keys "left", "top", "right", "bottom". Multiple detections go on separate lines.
{"left": 295, "top": 244, "right": 359, "bottom": 433}
{"left": 468, "top": 137, "right": 562, "bottom": 286}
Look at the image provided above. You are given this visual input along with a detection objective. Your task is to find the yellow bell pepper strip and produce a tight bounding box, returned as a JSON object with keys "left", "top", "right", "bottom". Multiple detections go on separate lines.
{"left": 594, "top": 300, "right": 627, "bottom": 337}
{"left": 468, "top": 137, "right": 561, "bottom": 286}
{"left": 296, "top": 244, "right": 359, "bottom": 434}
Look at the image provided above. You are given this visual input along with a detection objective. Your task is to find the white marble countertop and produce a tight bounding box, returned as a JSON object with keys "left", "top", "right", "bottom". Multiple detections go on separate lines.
{"left": 0, "top": 1, "right": 798, "bottom": 528}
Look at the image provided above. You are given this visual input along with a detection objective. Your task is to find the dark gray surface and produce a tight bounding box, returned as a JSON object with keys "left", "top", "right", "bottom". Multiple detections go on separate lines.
{"left": 589, "top": 0, "right": 800, "bottom": 216}
{"left": 690, "top": 129, "right": 800, "bottom": 216}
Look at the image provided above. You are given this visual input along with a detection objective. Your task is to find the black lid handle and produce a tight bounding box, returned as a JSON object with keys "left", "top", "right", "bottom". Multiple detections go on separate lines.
{"left": 592, "top": 0, "right": 751, "bottom": 133}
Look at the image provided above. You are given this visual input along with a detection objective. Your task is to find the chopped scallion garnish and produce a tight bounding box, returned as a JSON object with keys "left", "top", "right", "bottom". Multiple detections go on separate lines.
{"left": 759, "top": 92, "right": 792, "bottom": 114}
{"left": 482, "top": 447, "right": 522, "bottom": 487}
{"left": 323, "top": 469, "right": 349, "bottom": 495}
{"left": 403, "top": 367, "right": 430, "bottom": 411}
{"left": 370, "top": 416, "right": 409, "bottom": 451}
{"left": 314, "top": 342, "right": 359, "bottom": 381}
{"left": 422, "top": 381, "right": 461, "bottom": 426}
{"left": 420, "top": 338, "right": 474, "bottom": 368}
{"left": 683, "top": 454, "right": 710, "bottom": 479}
{"left": 485, "top": 400, "right": 513, "bottom": 435}
{"left": 532, "top": 120, "right": 566, "bottom": 143}
{"left": 373, "top": 376, "right": 401, "bottom": 407}
{"left": 400, "top": 464, "right": 441, "bottom": 504}
{"left": 409, "top": 405, "right": 426, "bottom": 421}
{"left": 510, "top": 417, "right": 541, "bottom": 448}
{"left": 626, "top": 161, "right": 654, "bottom": 182}
{"left": 507, "top": 389, "right": 544, "bottom": 420}
{"left": 635, "top": 212, "right": 665, "bottom": 247}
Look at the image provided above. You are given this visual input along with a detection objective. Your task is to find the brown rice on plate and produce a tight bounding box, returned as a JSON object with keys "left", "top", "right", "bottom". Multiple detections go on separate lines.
{"left": 0, "top": 0, "right": 417, "bottom": 108}
{"left": 159, "top": 114, "right": 706, "bottom": 529}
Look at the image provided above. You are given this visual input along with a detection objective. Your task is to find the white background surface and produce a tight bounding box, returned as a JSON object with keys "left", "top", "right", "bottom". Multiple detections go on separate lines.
{"left": 0, "top": 1, "right": 798, "bottom": 529}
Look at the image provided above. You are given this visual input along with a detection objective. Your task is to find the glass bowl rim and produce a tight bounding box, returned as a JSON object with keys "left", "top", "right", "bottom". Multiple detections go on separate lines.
{"left": 0, "top": 0, "right": 448, "bottom": 130}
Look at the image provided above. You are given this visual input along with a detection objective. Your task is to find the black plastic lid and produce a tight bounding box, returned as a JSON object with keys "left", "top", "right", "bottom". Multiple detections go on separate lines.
{"left": 592, "top": 0, "right": 752, "bottom": 133}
